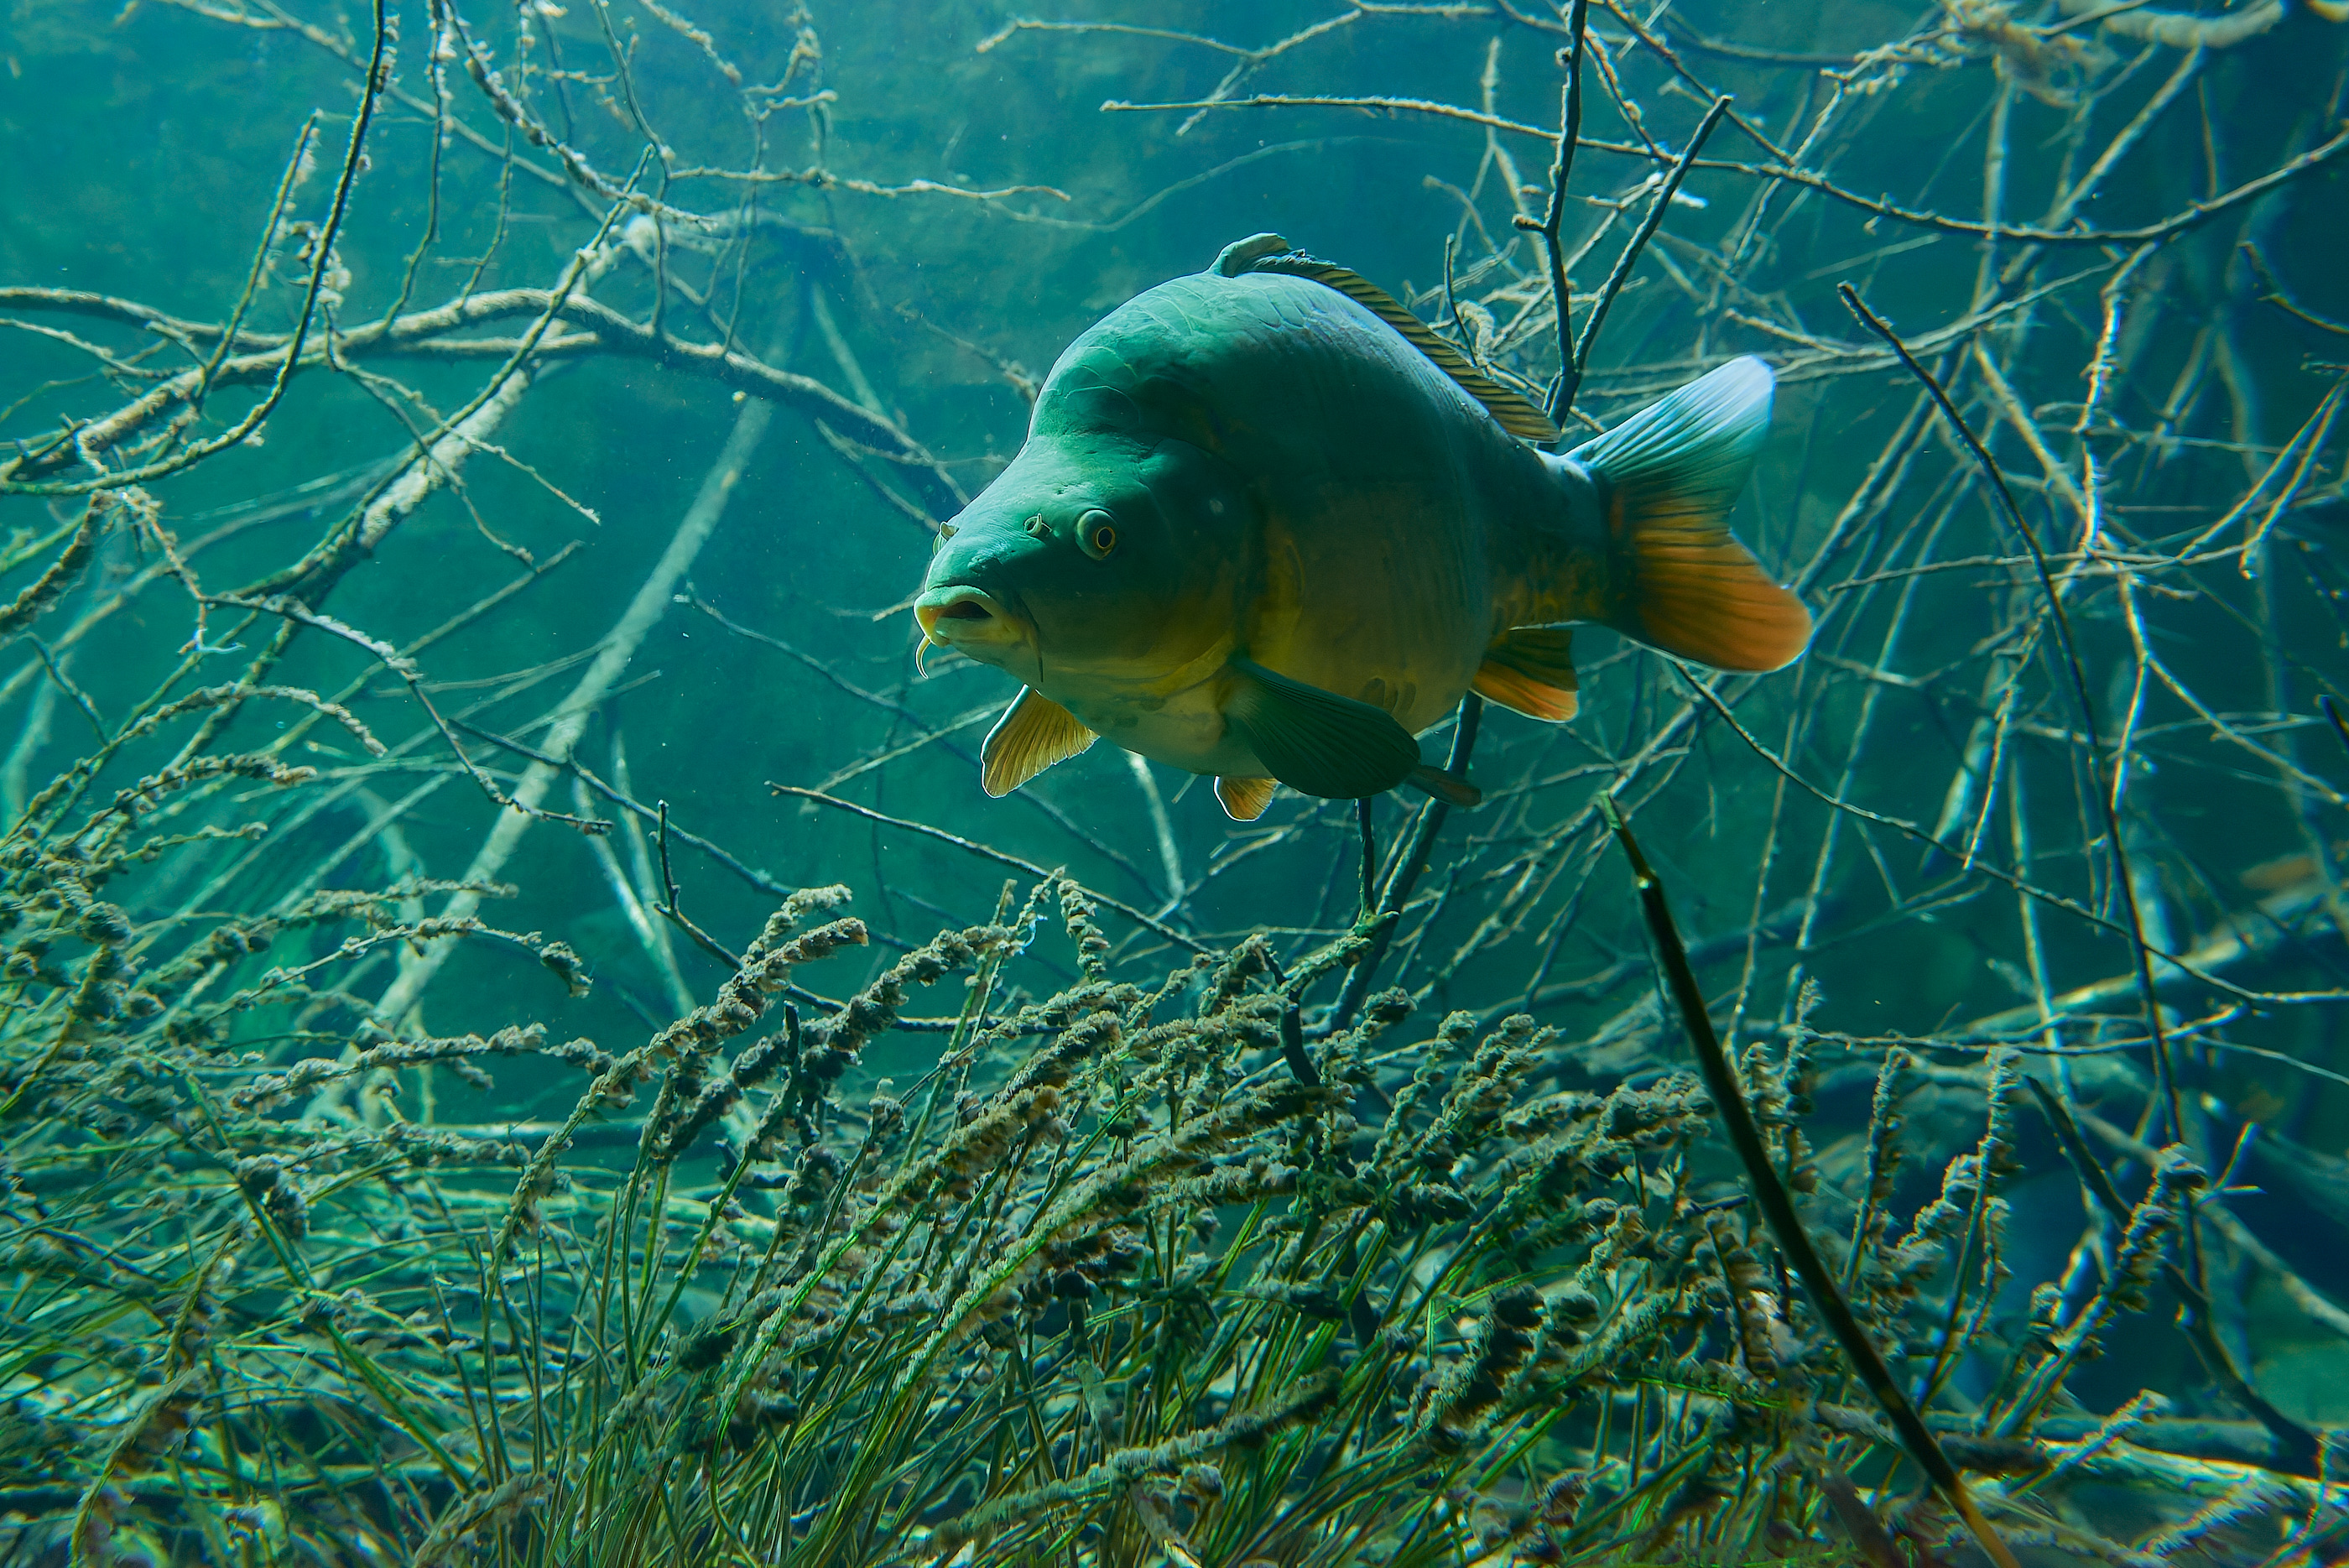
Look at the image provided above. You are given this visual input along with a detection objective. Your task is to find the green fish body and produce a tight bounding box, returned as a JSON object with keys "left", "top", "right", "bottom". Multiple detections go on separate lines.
{"left": 915, "top": 234, "right": 1810, "bottom": 820}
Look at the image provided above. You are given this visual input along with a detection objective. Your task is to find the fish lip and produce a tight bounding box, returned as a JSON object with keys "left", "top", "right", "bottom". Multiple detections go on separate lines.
{"left": 914, "top": 584, "right": 1031, "bottom": 651}
{"left": 914, "top": 585, "right": 998, "bottom": 639}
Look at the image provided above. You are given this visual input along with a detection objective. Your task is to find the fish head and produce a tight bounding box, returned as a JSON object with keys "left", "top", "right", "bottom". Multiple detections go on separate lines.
{"left": 915, "top": 432, "right": 1247, "bottom": 686}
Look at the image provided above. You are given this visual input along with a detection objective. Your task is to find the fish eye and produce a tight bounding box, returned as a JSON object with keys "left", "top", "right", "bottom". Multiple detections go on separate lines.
{"left": 1078, "top": 509, "right": 1117, "bottom": 560}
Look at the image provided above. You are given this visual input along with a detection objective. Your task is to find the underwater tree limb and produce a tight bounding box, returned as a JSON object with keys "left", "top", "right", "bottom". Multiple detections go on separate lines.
{"left": 1328, "top": 694, "right": 1484, "bottom": 1032}
{"left": 0, "top": 0, "right": 391, "bottom": 498}
{"left": 352, "top": 378, "right": 776, "bottom": 1051}
{"left": 2056, "top": 0, "right": 2306, "bottom": 49}
{"left": 0, "top": 497, "right": 104, "bottom": 639}
{"left": 1529, "top": 0, "right": 1591, "bottom": 421}
{"left": 0, "top": 283, "right": 965, "bottom": 520}
{"left": 1841, "top": 282, "right": 2181, "bottom": 1141}
{"left": 1596, "top": 792, "right": 2023, "bottom": 1568}
{"left": 8, "top": 185, "right": 641, "bottom": 530}
{"left": 1102, "top": 96, "right": 2349, "bottom": 247}
{"left": 0, "top": 286, "right": 290, "bottom": 351}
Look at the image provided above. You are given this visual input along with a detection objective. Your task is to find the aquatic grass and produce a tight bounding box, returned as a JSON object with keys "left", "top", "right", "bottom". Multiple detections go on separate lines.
{"left": 1597, "top": 791, "right": 2020, "bottom": 1568}
{"left": 5, "top": 826, "right": 2151, "bottom": 1563}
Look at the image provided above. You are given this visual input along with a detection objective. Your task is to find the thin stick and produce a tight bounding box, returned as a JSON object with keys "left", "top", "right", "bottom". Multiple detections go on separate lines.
{"left": 193, "top": 115, "right": 323, "bottom": 411}
{"left": 768, "top": 785, "right": 1210, "bottom": 956}
{"left": 1329, "top": 694, "right": 1484, "bottom": 1030}
{"left": 1596, "top": 792, "right": 2022, "bottom": 1568}
{"left": 652, "top": 799, "right": 741, "bottom": 971}
{"left": 26, "top": 638, "right": 106, "bottom": 742}
{"left": 1840, "top": 282, "right": 2180, "bottom": 1143}
{"left": 1529, "top": 0, "right": 1590, "bottom": 421}
{"left": 1279, "top": 1000, "right": 1320, "bottom": 1089}
{"left": 1573, "top": 94, "right": 1732, "bottom": 380}
{"left": 2323, "top": 695, "right": 2349, "bottom": 762}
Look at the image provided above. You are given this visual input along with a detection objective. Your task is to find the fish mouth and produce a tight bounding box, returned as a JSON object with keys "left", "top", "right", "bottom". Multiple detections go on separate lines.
{"left": 914, "top": 585, "right": 1014, "bottom": 642}
{"left": 914, "top": 586, "right": 1035, "bottom": 675}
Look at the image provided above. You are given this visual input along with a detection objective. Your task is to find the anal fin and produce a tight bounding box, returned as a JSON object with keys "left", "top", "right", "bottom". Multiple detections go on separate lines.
{"left": 1216, "top": 775, "right": 1275, "bottom": 821}
{"left": 980, "top": 687, "right": 1096, "bottom": 797}
{"left": 1472, "top": 626, "right": 1580, "bottom": 722}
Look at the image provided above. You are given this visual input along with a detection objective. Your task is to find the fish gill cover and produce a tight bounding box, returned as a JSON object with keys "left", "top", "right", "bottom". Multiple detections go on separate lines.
{"left": 0, "top": 1, "right": 2344, "bottom": 1564}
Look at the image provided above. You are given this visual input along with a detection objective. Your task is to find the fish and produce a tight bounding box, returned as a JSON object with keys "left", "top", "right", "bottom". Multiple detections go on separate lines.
{"left": 913, "top": 232, "right": 1811, "bottom": 822}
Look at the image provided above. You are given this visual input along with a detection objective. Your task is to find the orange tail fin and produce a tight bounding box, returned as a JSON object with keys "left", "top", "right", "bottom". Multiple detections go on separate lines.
{"left": 1572, "top": 357, "right": 1811, "bottom": 674}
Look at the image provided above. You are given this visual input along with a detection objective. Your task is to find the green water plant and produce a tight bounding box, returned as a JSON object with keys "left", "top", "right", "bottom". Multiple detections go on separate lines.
{"left": 1, "top": 727, "right": 2331, "bottom": 1565}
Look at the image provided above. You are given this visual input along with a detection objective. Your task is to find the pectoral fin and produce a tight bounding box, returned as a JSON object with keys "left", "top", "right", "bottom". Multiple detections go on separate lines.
{"left": 1472, "top": 626, "right": 1580, "bottom": 722}
{"left": 1223, "top": 657, "right": 1420, "bottom": 800}
{"left": 1216, "top": 775, "right": 1276, "bottom": 821}
{"left": 980, "top": 687, "right": 1096, "bottom": 797}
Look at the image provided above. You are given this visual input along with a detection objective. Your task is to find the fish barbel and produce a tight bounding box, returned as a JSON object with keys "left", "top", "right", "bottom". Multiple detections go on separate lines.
{"left": 914, "top": 233, "right": 1811, "bottom": 820}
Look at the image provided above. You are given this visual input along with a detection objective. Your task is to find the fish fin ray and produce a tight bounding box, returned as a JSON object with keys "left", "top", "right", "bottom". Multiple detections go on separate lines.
{"left": 1570, "top": 357, "right": 1812, "bottom": 674}
{"left": 1473, "top": 626, "right": 1581, "bottom": 721}
{"left": 1215, "top": 237, "right": 1560, "bottom": 444}
{"left": 1405, "top": 764, "right": 1482, "bottom": 808}
{"left": 1215, "top": 775, "right": 1276, "bottom": 821}
{"left": 1224, "top": 657, "right": 1420, "bottom": 800}
{"left": 980, "top": 687, "right": 1096, "bottom": 796}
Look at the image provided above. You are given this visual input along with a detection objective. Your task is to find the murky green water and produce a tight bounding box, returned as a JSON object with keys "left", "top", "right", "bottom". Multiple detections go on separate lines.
{"left": 3, "top": 1, "right": 2346, "bottom": 1561}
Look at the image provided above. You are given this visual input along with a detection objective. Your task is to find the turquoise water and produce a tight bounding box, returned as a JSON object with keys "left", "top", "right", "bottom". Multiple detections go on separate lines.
{"left": 3, "top": 0, "right": 2347, "bottom": 1562}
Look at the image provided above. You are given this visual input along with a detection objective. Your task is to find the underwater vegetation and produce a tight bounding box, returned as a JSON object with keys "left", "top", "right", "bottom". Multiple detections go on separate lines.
{"left": 2, "top": 0, "right": 2347, "bottom": 1563}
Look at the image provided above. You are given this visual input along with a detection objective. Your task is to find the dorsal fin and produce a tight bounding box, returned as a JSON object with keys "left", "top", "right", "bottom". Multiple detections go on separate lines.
{"left": 1210, "top": 233, "right": 1561, "bottom": 445}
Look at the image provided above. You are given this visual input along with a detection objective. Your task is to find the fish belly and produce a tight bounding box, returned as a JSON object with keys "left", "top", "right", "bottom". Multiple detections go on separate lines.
{"left": 1078, "top": 681, "right": 1253, "bottom": 779}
